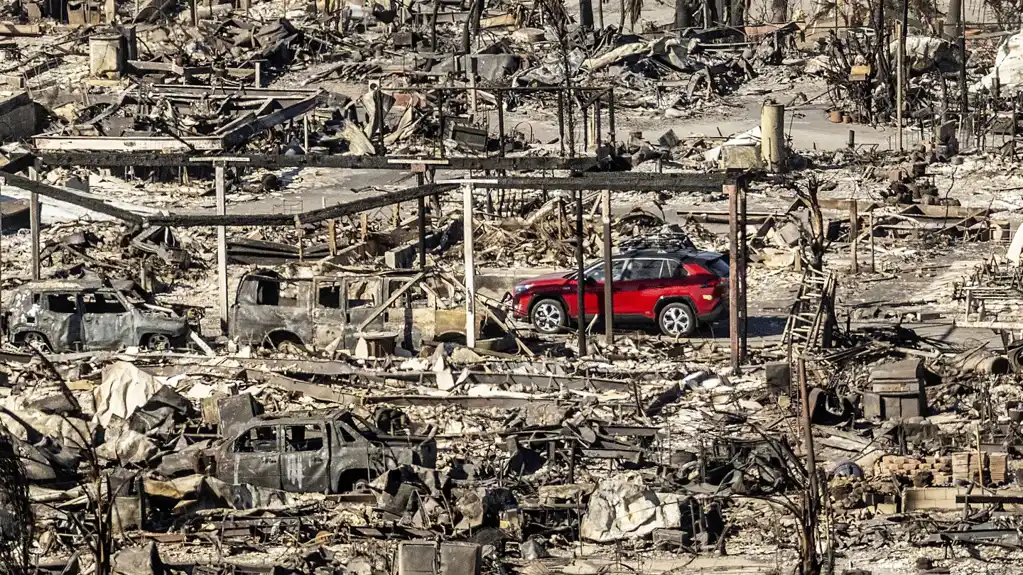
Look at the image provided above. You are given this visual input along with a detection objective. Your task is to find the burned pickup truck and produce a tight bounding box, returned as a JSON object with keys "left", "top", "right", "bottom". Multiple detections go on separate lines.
{"left": 229, "top": 269, "right": 494, "bottom": 352}
{"left": 206, "top": 410, "right": 437, "bottom": 493}
{"left": 3, "top": 278, "right": 201, "bottom": 353}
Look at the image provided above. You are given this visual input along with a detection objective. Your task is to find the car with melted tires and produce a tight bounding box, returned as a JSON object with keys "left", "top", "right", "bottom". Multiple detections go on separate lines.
{"left": 3, "top": 278, "right": 197, "bottom": 352}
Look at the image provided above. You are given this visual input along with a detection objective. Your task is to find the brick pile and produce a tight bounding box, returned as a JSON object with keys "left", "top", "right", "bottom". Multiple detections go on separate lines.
{"left": 879, "top": 455, "right": 952, "bottom": 485}
{"left": 951, "top": 452, "right": 1009, "bottom": 484}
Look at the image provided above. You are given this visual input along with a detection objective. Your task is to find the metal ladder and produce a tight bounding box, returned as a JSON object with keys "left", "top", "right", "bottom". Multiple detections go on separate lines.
{"left": 784, "top": 267, "right": 837, "bottom": 358}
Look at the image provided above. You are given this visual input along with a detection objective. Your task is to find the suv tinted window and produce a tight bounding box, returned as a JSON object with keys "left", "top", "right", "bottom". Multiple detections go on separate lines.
{"left": 585, "top": 259, "right": 626, "bottom": 282}
{"left": 624, "top": 259, "right": 666, "bottom": 281}
{"left": 661, "top": 260, "right": 684, "bottom": 279}
{"left": 702, "top": 257, "right": 729, "bottom": 277}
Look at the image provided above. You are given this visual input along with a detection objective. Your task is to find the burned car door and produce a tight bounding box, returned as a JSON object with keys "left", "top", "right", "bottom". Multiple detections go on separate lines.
{"left": 31, "top": 292, "right": 84, "bottom": 351}
{"left": 342, "top": 277, "right": 386, "bottom": 349}
{"left": 217, "top": 424, "right": 282, "bottom": 489}
{"left": 280, "top": 423, "right": 329, "bottom": 493}
{"left": 311, "top": 279, "right": 347, "bottom": 349}
{"left": 330, "top": 415, "right": 374, "bottom": 491}
{"left": 81, "top": 291, "right": 134, "bottom": 350}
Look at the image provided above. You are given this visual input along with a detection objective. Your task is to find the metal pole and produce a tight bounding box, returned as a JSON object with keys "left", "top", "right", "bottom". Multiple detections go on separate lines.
{"left": 727, "top": 183, "right": 740, "bottom": 375}
{"left": 896, "top": 21, "right": 905, "bottom": 152}
{"left": 601, "top": 189, "right": 613, "bottom": 344}
{"left": 417, "top": 172, "right": 427, "bottom": 269}
{"left": 798, "top": 358, "right": 819, "bottom": 507}
{"left": 607, "top": 88, "right": 616, "bottom": 146}
{"left": 557, "top": 91, "right": 566, "bottom": 156}
{"left": 959, "top": 25, "right": 969, "bottom": 116}
{"left": 464, "top": 183, "right": 476, "bottom": 348}
{"left": 28, "top": 166, "right": 40, "bottom": 281}
{"left": 375, "top": 88, "right": 386, "bottom": 156}
{"left": 576, "top": 189, "right": 587, "bottom": 356}
{"left": 850, "top": 201, "right": 859, "bottom": 273}
{"left": 216, "top": 163, "right": 228, "bottom": 335}
{"left": 869, "top": 211, "right": 876, "bottom": 273}
{"left": 497, "top": 89, "right": 505, "bottom": 158}
{"left": 738, "top": 185, "right": 747, "bottom": 363}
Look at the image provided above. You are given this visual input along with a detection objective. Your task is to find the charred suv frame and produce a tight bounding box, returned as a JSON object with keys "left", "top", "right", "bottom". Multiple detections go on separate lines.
{"left": 205, "top": 410, "right": 437, "bottom": 493}
{"left": 2, "top": 279, "right": 201, "bottom": 352}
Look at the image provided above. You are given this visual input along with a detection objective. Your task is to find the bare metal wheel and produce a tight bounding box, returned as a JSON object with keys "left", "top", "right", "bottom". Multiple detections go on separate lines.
{"left": 145, "top": 333, "right": 171, "bottom": 351}
{"left": 658, "top": 303, "right": 696, "bottom": 337}
{"left": 21, "top": 332, "right": 51, "bottom": 353}
{"left": 530, "top": 299, "right": 566, "bottom": 334}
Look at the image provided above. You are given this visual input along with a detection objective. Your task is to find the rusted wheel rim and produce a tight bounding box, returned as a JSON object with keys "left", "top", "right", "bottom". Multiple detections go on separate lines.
{"left": 148, "top": 334, "right": 171, "bottom": 351}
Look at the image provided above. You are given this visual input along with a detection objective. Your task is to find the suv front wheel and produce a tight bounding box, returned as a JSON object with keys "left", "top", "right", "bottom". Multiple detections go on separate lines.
{"left": 530, "top": 298, "right": 567, "bottom": 334}
{"left": 658, "top": 303, "right": 696, "bottom": 337}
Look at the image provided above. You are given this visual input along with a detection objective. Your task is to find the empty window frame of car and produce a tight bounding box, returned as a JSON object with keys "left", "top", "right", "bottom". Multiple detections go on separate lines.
{"left": 82, "top": 292, "right": 127, "bottom": 314}
{"left": 235, "top": 425, "right": 280, "bottom": 453}
{"left": 284, "top": 424, "right": 325, "bottom": 452}
{"left": 46, "top": 293, "right": 79, "bottom": 314}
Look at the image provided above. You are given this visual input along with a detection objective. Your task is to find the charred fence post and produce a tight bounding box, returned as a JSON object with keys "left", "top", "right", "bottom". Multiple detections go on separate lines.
{"left": 417, "top": 169, "right": 426, "bottom": 269}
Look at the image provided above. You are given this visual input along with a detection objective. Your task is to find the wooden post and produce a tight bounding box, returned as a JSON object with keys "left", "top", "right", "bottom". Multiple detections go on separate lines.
{"left": 602, "top": 189, "right": 613, "bottom": 344}
{"left": 850, "top": 201, "right": 859, "bottom": 273}
{"left": 360, "top": 213, "right": 368, "bottom": 241}
{"left": 216, "top": 163, "right": 228, "bottom": 335}
{"left": 28, "top": 166, "right": 40, "bottom": 281}
{"left": 464, "top": 183, "right": 476, "bottom": 348}
{"left": 328, "top": 219, "right": 337, "bottom": 256}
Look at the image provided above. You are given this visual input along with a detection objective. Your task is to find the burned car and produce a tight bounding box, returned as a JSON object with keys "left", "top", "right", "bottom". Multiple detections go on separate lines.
{"left": 206, "top": 410, "right": 437, "bottom": 493}
{"left": 3, "top": 278, "right": 201, "bottom": 352}
{"left": 229, "top": 269, "right": 494, "bottom": 352}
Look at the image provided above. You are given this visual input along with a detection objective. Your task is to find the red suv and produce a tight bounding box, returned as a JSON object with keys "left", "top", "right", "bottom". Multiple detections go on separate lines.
{"left": 511, "top": 249, "right": 729, "bottom": 337}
